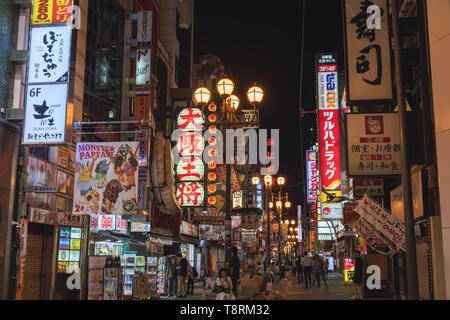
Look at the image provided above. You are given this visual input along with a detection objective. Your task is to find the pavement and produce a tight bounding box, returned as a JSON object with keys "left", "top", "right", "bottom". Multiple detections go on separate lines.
{"left": 162, "top": 272, "right": 396, "bottom": 300}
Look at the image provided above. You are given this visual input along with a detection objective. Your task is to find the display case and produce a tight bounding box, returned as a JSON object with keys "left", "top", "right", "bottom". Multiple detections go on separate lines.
{"left": 147, "top": 256, "right": 158, "bottom": 291}
{"left": 122, "top": 251, "right": 137, "bottom": 296}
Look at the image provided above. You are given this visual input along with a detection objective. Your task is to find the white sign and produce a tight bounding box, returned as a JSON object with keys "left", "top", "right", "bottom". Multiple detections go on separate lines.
{"left": 97, "top": 215, "right": 116, "bottom": 231}
{"left": 297, "top": 205, "right": 302, "bottom": 242}
{"left": 306, "top": 150, "right": 318, "bottom": 203}
{"left": 347, "top": 113, "right": 402, "bottom": 175}
{"left": 321, "top": 203, "right": 343, "bottom": 220}
{"left": 242, "top": 231, "right": 257, "bottom": 244}
{"left": 136, "top": 49, "right": 151, "bottom": 86}
{"left": 137, "top": 11, "right": 152, "bottom": 46}
{"left": 354, "top": 195, "right": 406, "bottom": 251}
{"left": 28, "top": 25, "right": 71, "bottom": 83}
{"left": 130, "top": 222, "right": 150, "bottom": 232}
{"left": 318, "top": 234, "right": 334, "bottom": 241}
{"left": 344, "top": 0, "right": 393, "bottom": 103}
{"left": 24, "top": 83, "right": 68, "bottom": 144}
{"left": 232, "top": 190, "right": 243, "bottom": 208}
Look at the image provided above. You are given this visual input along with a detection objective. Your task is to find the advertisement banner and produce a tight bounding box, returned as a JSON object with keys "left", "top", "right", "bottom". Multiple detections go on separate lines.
{"left": 136, "top": 129, "right": 149, "bottom": 167}
{"left": 23, "top": 83, "right": 68, "bottom": 144}
{"left": 180, "top": 221, "right": 198, "bottom": 238}
{"left": 73, "top": 142, "right": 139, "bottom": 215}
{"left": 32, "top": 0, "right": 73, "bottom": 25}
{"left": 199, "top": 224, "right": 225, "bottom": 241}
{"left": 354, "top": 195, "right": 406, "bottom": 251}
{"left": 353, "top": 216, "right": 394, "bottom": 255}
{"left": 137, "top": 11, "right": 153, "bottom": 46}
{"left": 28, "top": 25, "right": 72, "bottom": 83}
{"left": 136, "top": 49, "right": 151, "bottom": 86}
{"left": 344, "top": 0, "right": 393, "bottom": 103}
{"left": 306, "top": 150, "right": 318, "bottom": 203}
{"left": 321, "top": 203, "right": 343, "bottom": 220}
{"left": 347, "top": 113, "right": 402, "bottom": 175}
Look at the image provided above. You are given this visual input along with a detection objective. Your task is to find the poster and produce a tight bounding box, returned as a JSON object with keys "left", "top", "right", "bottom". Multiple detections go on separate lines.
{"left": 136, "top": 49, "right": 151, "bottom": 86}
{"left": 28, "top": 25, "right": 72, "bottom": 83}
{"left": 57, "top": 170, "right": 67, "bottom": 193}
{"left": 23, "top": 83, "right": 68, "bottom": 144}
{"left": 103, "top": 268, "right": 119, "bottom": 300}
{"left": 73, "top": 142, "right": 139, "bottom": 215}
{"left": 199, "top": 224, "right": 225, "bottom": 241}
{"left": 88, "top": 269, "right": 104, "bottom": 300}
{"left": 55, "top": 196, "right": 65, "bottom": 212}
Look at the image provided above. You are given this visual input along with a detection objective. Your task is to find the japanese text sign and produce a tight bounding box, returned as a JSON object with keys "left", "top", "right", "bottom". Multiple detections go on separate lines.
{"left": 136, "top": 49, "right": 151, "bottom": 86}
{"left": 344, "top": 0, "right": 393, "bottom": 103}
{"left": 137, "top": 11, "right": 153, "bottom": 46}
{"left": 24, "top": 83, "right": 68, "bottom": 144}
{"left": 354, "top": 195, "right": 406, "bottom": 251}
{"left": 306, "top": 150, "right": 318, "bottom": 203}
{"left": 347, "top": 113, "right": 402, "bottom": 175}
{"left": 32, "top": 0, "right": 73, "bottom": 25}
{"left": 28, "top": 25, "right": 71, "bottom": 83}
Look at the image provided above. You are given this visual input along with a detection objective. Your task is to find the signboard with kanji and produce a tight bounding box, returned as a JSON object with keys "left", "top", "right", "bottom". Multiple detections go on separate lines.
{"left": 306, "top": 150, "right": 318, "bottom": 203}
{"left": 23, "top": 84, "right": 68, "bottom": 144}
{"left": 28, "top": 25, "right": 71, "bottom": 84}
{"left": 32, "top": 0, "right": 73, "bottom": 25}
{"left": 347, "top": 113, "right": 402, "bottom": 175}
{"left": 344, "top": 0, "right": 394, "bottom": 104}
{"left": 316, "top": 53, "right": 341, "bottom": 191}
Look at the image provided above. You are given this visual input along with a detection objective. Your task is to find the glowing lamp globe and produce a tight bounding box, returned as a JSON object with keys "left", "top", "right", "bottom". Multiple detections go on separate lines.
{"left": 193, "top": 87, "right": 211, "bottom": 105}
{"left": 247, "top": 86, "right": 264, "bottom": 104}
{"left": 216, "top": 78, "right": 234, "bottom": 97}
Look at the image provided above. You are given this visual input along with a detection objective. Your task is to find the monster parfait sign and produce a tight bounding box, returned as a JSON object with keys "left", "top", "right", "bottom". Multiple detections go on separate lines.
{"left": 175, "top": 107, "right": 205, "bottom": 207}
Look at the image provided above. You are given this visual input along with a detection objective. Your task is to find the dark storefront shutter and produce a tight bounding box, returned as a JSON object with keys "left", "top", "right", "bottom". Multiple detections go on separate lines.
{"left": 22, "top": 232, "right": 44, "bottom": 300}
{"left": 416, "top": 240, "right": 431, "bottom": 300}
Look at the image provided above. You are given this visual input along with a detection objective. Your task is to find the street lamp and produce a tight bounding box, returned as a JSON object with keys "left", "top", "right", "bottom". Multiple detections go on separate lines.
{"left": 193, "top": 86, "right": 211, "bottom": 106}
{"left": 216, "top": 77, "right": 234, "bottom": 97}
{"left": 226, "top": 95, "right": 240, "bottom": 112}
{"left": 251, "top": 176, "right": 260, "bottom": 186}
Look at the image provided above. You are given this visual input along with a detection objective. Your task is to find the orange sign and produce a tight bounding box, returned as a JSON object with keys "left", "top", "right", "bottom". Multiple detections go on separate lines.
{"left": 135, "top": 93, "right": 150, "bottom": 121}
{"left": 33, "top": 0, "right": 73, "bottom": 25}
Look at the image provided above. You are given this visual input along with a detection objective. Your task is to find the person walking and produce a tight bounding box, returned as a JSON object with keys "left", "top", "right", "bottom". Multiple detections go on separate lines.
{"left": 351, "top": 250, "right": 364, "bottom": 299}
{"left": 291, "top": 258, "right": 297, "bottom": 277}
{"left": 312, "top": 255, "right": 321, "bottom": 288}
{"left": 231, "top": 246, "right": 240, "bottom": 298}
{"left": 166, "top": 256, "right": 178, "bottom": 298}
{"left": 176, "top": 253, "right": 188, "bottom": 298}
{"left": 301, "top": 252, "right": 312, "bottom": 288}
{"left": 320, "top": 258, "right": 328, "bottom": 288}
{"left": 295, "top": 255, "right": 303, "bottom": 284}
{"left": 187, "top": 262, "right": 196, "bottom": 295}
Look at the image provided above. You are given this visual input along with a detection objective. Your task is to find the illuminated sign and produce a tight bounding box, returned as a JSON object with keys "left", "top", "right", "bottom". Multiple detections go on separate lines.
{"left": 317, "top": 53, "right": 341, "bottom": 190}
{"left": 136, "top": 49, "right": 151, "bottom": 86}
{"left": 137, "top": 11, "right": 153, "bottom": 46}
{"left": 98, "top": 215, "right": 116, "bottom": 231}
{"left": 321, "top": 203, "right": 343, "bottom": 220}
{"left": 28, "top": 25, "right": 72, "bottom": 83}
{"left": 344, "top": 258, "right": 355, "bottom": 282}
{"left": 178, "top": 132, "right": 205, "bottom": 156}
{"left": 176, "top": 182, "right": 205, "bottom": 207}
{"left": 136, "top": 129, "right": 149, "bottom": 167}
{"left": 306, "top": 150, "right": 318, "bottom": 203}
{"left": 180, "top": 221, "right": 198, "bottom": 238}
{"left": 176, "top": 157, "right": 204, "bottom": 181}
{"left": 177, "top": 107, "right": 203, "bottom": 131}
{"left": 32, "top": 0, "right": 72, "bottom": 25}
{"left": 130, "top": 222, "right": 151, "bottom": 233}
{"left": 23, "top": 83, "right": 68, "bottom": 144}
{"left": 297, "top": 205, "right": 302, "bottom": 242}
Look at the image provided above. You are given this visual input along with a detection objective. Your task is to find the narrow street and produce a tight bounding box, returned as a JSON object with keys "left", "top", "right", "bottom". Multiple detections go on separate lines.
{"left": 180, "top": 272, "right": 355, "bottom": 300}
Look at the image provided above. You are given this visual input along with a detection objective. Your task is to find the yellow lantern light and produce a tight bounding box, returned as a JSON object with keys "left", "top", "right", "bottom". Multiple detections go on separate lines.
{"left": 289, "top": 227, "right": 294, "bottom": 232}
{"left": 284, "top": 219, "right": 289, "bottom": 225}
{"left": 193, "top": 86, "right": 211, "bottom": 105}
{"left": 276, "top": 176, "right": 285, "bottom": 186}
{"left": 276, "top": 201, "right": 282, "bottom": 210}
{"left": 216, "top": 78, "right": 234, "bottom": 97}
{"left": 269, "top": 202, "right": 274, "bottom": 209}
{"left": 226, "top": 95, "right": 240, "bottom": 111}
{"left": 264, "top": 175, "right": 273, "bottom": 187}
{"left": 247, "top": 86, "right": 264, "bottom": 104}
{"left": 290, "top": 220, "right": 296, "bottom": 225}
{"left": 285, "top": 201, "right": 291, "bottom": 209}
{"left": 252, "top": 176, "right": 260, "bottom": 186}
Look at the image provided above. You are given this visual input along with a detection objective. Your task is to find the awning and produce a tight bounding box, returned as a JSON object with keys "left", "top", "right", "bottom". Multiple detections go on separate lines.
{"left": 102, "top": 231, "right": 146, "bottom": 246}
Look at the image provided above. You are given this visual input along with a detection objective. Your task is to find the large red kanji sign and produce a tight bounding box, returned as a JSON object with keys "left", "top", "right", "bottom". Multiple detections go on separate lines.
{"left": 176, "top": 182, "right": 204, "bottom": 206}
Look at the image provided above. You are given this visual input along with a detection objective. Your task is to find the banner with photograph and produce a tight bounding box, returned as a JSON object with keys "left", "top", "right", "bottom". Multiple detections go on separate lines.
{"left": 73, "top": 142, "right": 139, "bottom": 215}
{"left": 199, "top": 224, "right": 225, "bottom": 241}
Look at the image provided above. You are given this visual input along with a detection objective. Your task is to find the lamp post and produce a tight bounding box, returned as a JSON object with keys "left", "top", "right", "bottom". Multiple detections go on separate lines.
{"left": 194, "top": 77, "right": 263, "bottom": 273}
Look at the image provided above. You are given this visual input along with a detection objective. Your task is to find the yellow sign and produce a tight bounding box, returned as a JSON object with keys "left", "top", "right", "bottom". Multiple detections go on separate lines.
{"left": 320, "top": 190, "right": 342, "bottom": 203}
{"left": 33, "top": 0, "right": 72, "bottom": 25}
{"left": 70, "top": 239, "right": 81, "bottom": 250}
{"left": 344, "top": 268, "right": 355, "bottom": 282}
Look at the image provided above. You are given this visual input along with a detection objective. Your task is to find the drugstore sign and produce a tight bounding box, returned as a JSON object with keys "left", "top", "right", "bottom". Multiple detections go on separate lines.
{"left": 33, "top": 0, "right": 73, "bottom": 25}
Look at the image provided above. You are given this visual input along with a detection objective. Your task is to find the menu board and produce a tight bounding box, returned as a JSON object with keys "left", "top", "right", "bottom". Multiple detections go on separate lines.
{"left": 57, "top": 226, "right": 82, "bottom": 273}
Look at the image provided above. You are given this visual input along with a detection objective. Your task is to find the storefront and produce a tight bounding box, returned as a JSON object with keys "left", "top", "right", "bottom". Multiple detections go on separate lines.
{"left": 179, "top": 220, "right": 200, "bottom": 276}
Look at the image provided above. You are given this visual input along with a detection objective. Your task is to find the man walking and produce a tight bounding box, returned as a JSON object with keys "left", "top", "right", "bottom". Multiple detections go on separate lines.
{"left": 301, "top": 252, "right": 313, "bottom": 288}
{"left": 296, "top": 255, "right": 303, "bottom": 284}
{"left": 177, "top": 253, "right": 188, "bottom": 298}
{"left": 231, "top": 246, "right": 240, "bottom": 298}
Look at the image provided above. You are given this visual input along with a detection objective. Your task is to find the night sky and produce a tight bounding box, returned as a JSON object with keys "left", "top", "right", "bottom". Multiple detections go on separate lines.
{"left": 194, "top": 0, "right": 344, "bottom": 219}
